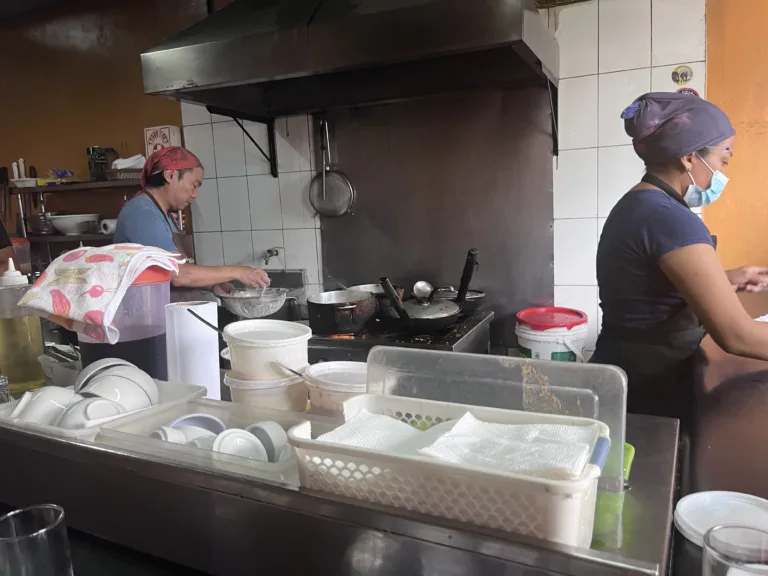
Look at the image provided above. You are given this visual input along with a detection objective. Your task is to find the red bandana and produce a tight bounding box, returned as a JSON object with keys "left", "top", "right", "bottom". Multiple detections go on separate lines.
{"left": 140, "top": 146, "right": 203, "bottom": 188}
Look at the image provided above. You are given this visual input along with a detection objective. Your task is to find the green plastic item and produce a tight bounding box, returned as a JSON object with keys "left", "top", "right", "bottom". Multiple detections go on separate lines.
{"left": 592, "top": 443, "right": 636, "bottom": 548}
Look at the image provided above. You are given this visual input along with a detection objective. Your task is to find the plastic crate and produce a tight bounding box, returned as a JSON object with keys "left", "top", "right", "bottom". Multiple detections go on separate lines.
{"left": 288, "top": 394, "right": 610, "bottom": 547}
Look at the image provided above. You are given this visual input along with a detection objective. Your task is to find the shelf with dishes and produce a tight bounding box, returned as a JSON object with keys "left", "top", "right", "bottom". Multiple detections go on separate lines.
{"left": 9, "top": 179, "right": 141, "bottom": 195}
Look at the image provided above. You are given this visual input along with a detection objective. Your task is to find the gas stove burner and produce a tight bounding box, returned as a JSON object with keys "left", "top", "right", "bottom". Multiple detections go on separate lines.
{"left": 402, "top": 334, "right": 434, "bottom": 344}
{"left": 327, "top": 334, "right": 358, "bottom": 340}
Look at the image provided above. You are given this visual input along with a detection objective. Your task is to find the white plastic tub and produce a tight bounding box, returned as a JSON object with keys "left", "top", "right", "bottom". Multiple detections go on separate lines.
{"left": 224, "top": 371, "right": 308, "bottom": 412}
{"left": 306, "top": 361, "right": 367, "bottom": 417}
{"left": 289, "top": 394, "right": 610, "bottom": 547}
{"left": 222, "top": 320, "right": 312, "bottom": 380}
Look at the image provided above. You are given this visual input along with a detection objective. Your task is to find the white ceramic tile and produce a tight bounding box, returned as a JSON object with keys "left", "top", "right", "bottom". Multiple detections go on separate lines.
{"left": 211, "top": 112, "right": 231, "bottom": 123}
{"left": 284, "top": 229, "right": 319, "bottom": 284}
{"left": 213, "top": 121, "right": 246, "bottom": 178}
{"left": 190, "top": 179, "right": 221, "bottom": 233}
{"left": 181, "top": 102, "right": 211, "bottom": 127}
{"left": 559, "top": 75, "right": 598, "bottom": 150}
{"left": 243, "top": 120, "right": 272, "bottom": 176}
{"left": 598, "top": 146, "right": 645, "bottom": 216}
{"left": 652, "top": 0, "right": 705, "bottom": 66}
{"left": 279, "top": 171, "right": 315, "bottom": 229}
{"left": 217, "top": 176, "right": 251, "bottom": 231}
{"left": 252, "top": 230, "right": 286, "bottom": 270}
{"left": 193, "top": 232, "right": 224, "bottom": 266}
{"left": 553, "top": 149, "right": 598, "bottom": 219}
{"left": 554, "top": 285, "right": 599, "bottom": 350}
{"left": 315, "top": 229, "right": 323, "bottom": 280}
{"left": 248, "top": 175, "right": 282, "bottom": 230}
{"left": 183, "top": 124, "right": 216, "bottom": 179}
{"left": 275, "top": 116, "right": 311, "bottom": 173}
{"left": 598, "top": 68, "right": 651, "bottom": 147}
{"left": 651, "top": 61, "right": 706, "bottom": 97}
{"left": 598, "top": 0, "right": 651, "bottom": 74}
{"left": 597, "top": 301, "right": 603, "bottom": 335}
{"left": 598, "top": 217, "right": 608, "bottom": 239}
{"left": 554, "top": 218, "right": 598, "bottom": 286}
{"left": 222, "top": 231, "right": 255, "bottom": 266}
{"left": 305, "top": 284, "right": 323, "bottom": 297}
{"left": 553, "top": 0, "right": 598, "bottom": 79}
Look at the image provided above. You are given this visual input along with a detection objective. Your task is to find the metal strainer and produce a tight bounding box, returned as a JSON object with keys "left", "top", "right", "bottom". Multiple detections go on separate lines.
{"left": 308, "top": 120, "right": 355, "bottom": 217}
{"left": 217, "top": 288, "right": 289, "bottom": 318}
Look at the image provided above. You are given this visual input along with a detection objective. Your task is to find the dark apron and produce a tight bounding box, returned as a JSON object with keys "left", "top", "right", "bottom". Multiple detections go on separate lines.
{"left": 591, "top": 174, "right": 712, "bottom": 427}
{"left": 141, "top": 190, "right": 216, "bottom": 304}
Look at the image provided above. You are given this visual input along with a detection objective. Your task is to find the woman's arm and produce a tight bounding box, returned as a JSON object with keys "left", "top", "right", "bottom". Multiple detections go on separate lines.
{"left": 173, "top": 263, "right": 269, "bottom": 289}
{"left": 661, "top": 244, "right": 768, "bottom": 359}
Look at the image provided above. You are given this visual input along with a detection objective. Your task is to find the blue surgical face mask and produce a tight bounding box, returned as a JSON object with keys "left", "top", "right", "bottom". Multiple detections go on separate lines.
{"left": 684, "top": 153, "right": 730, "bottom": 208}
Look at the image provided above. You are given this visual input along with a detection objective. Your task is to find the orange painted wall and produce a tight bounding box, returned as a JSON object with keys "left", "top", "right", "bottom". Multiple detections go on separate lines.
{"left": 704, "top": 0, "right": 768, "bottom": 268}
{"left": 0, "top": 0, "right": 206, "bottom": 228}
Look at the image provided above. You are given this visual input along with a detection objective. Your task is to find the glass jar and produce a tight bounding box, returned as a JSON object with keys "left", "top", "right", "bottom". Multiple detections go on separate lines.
{"left": 78, "top": 267, "right": 171, "bottom": 379}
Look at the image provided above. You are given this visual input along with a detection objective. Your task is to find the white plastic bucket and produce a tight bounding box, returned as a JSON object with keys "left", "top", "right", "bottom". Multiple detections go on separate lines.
{"left": 222, "top": 320, "right": 312, "bottom": 381}
{"left": 305, "top": 362, "right": 367, "bottom": 417}
{"left": 224, "top": 371, "right": 308, "bottom": 412}
{"left": 515, "top": 323, "right": 588, "bottom": 363}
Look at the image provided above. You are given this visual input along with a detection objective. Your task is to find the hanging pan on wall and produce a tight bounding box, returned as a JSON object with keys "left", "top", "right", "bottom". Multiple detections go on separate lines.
{"left": 309, "top": 119, "right": 355, "bottom": 217}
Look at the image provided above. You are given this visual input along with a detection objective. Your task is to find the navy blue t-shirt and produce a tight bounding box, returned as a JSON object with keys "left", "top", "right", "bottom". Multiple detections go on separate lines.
{"left": 597, "top": 188, "right": 714, "bottom": 331}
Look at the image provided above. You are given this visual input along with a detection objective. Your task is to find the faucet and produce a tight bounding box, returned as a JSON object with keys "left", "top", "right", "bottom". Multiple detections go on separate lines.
{"left": 264, "top": 246, "right": 283, "bottom": 266}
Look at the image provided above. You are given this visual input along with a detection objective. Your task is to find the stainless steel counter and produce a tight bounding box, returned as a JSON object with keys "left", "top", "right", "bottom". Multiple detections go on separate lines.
{"left": 0, "top": 412, "right": 677, "bottom": 576}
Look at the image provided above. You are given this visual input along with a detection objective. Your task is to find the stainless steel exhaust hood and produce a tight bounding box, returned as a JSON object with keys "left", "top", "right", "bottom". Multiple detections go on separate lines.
{"left": 141, "top": 0, "right": 559, "bottom": 119}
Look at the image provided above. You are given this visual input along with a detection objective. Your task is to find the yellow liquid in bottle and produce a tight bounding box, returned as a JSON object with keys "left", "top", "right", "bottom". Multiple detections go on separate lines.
{"left": 0, "top": 315, "right": 45, "bottom": 397}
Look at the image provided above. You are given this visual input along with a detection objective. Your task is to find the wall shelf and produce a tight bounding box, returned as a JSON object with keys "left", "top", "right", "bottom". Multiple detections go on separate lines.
{"left": 26, "top": 234, "right": 113, "bottom": 243}
{"left": 10, "top": 180, "right": 141, "bottom": 195}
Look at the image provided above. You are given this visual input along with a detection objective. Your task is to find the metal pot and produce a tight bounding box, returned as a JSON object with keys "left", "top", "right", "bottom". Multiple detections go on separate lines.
{"left": 379, "top": 278, "right": 460, "bottom": 332}
{"left": 307, "top": 290, "right": 377, "bottom": 335}
{"left": 432, "top": 286, "right": 486, "bottom": 314}
{"left": 347, "top": 283, "right": 405, "bottom": 316}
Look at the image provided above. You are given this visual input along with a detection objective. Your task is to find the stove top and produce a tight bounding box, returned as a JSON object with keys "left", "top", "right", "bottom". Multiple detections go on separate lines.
{"left": 308, "top": 310, "right": 495, "bottom": 363}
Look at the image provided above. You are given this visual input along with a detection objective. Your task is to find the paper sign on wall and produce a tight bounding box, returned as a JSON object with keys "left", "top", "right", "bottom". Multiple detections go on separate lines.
{"left": 144, "top": 125, "right": 182, "bottom": 157}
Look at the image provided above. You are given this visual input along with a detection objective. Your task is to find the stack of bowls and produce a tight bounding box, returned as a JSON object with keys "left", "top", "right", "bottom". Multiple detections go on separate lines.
{"left": 11, "top": 358, "right": 159, "bottom": 429}
{"left": 221, "top": 320, "right": 312, "bottom": 412}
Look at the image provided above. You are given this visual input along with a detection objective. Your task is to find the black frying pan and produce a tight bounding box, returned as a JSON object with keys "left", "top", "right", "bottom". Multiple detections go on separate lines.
{"left": 379, "top": 277, "right": 460, "bottom": 333}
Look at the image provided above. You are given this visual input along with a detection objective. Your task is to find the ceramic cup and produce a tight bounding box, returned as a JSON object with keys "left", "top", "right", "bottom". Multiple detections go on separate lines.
{"left": 149, "top": 426, "right": 187, "bottom": 444}
{"left": 11, "top": 388, "right": 80, "bottom": 426}
{"left": 245, "top": 421, "right": 289, "bottom": 463}
{"left": 187, "top": 434, "right": 216, "bottom": 450}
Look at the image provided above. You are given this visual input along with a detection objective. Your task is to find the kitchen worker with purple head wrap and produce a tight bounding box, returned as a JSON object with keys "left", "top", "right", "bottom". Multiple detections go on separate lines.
{"left": 592, "top": 92, "right": 768, "bottom": 428}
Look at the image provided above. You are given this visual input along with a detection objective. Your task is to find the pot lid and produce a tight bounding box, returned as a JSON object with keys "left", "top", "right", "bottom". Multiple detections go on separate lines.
{"left": 399, "top": 298, "right": 460, "bottom": 320}
{"left": 432, "top": 289, "right": 485, "bottom": 301}
{"left": 516, "top": 307, "right": 587, "bottom": 330}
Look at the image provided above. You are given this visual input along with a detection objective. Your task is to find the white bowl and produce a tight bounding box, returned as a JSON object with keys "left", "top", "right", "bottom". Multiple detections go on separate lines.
{"left": 212, "top": 429, "right": 268, "bottom": 461}
{"left": 56, "top": 397, "right": 124, "bottom": 429}
{"left": 74, "top": 358, "right": 133, "bottom": 393}
{"left": 188, "top": 434, "right": 216, "bottom": 450}
{"left": 99, "top": 365, "right": 159, "bottom": 405}
{"left": 49, "top": 214, "right": 100, "bottom": 235}
{"left": 245, "top": 421, "right": 288, "bottom": 463}
{"left": 149, "top": 426, "right": 187, "bottom": 444}
{"left": 11, "top": 387, "right": 81, "bottom": 425}
{"left": 11, "top": 178, "right": 36, "bottom": 188}
{"left": 81, "top": 374, "right": 151, "bottom": 412}
{"left": 168, "top": 413, "right": 226, "bottom": 435}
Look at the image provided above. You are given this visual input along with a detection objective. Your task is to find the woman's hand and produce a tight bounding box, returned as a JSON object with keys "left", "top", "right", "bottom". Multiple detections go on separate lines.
{"left": 212, "top": 282, "right": 237, "bottom": 296}
{"left": 725, "top": 266, "right": 768, "bottom": 292}
{"left": 236, "top": 267, "right": 271, "bottom": 288}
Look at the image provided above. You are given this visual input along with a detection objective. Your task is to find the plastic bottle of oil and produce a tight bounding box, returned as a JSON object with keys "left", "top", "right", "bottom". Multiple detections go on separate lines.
{"left": 0, "top": 261, "right": 44, "bottom": 396}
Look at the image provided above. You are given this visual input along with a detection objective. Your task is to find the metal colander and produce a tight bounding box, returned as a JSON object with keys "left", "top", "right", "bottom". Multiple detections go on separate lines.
{"left": 217, "top": 288, "right": 289, "bottom": 318}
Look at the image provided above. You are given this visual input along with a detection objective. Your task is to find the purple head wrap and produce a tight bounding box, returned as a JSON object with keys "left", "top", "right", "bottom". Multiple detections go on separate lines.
{"left": 622, "top": 92, "right": 735, "bottom": 165}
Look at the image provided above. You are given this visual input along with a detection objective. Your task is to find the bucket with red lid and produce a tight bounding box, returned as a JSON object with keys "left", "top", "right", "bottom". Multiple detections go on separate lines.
{"left": 515, "top": 307, "right": 588, "bottom": 362}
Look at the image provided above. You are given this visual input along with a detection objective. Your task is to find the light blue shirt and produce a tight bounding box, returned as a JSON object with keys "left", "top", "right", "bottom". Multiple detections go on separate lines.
{"left": 114, "top": 194, "right": 177, "bottom": 252}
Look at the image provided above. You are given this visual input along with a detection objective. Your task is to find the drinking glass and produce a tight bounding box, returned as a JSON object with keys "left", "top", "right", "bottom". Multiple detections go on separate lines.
{"left": 0, "top": 504, "right": 73, "bottom": 575}
{"left": 704, "top": 525, "right": 768, "bottom": 576}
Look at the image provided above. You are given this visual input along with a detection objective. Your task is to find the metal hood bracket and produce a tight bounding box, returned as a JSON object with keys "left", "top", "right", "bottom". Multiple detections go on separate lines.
{"left": 142, "top": 0, "right": 559, "bottom": 119}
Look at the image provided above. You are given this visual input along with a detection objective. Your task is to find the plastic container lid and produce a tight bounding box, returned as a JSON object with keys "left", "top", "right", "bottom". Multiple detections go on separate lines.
{"left": 516, "top": 307, "right": 587, "bottom": 331}
{"left": 305, "top": 361, "right": 367, "bottom": 392}
{"left": 0, "top": 259, "right": 28, "bottom": 287}
{"left": 132, "top": 266, "right": 172, "bottom": 286}
{"left": 223, "top": 319, "right": 312, "bottom": 348}
{"left": 674, "top": 491, "right": 768, "bottom": 547}
{"left": 223, "top": 371, "right": 304, "bottom": 390}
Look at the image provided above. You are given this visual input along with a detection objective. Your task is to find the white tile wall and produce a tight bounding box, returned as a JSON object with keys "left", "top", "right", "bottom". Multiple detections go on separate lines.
{"left": 184, "top": 104, "right": 323, "bottom": 286}
{"left": 551, "top": 0, "right": 706, "bottom": 345}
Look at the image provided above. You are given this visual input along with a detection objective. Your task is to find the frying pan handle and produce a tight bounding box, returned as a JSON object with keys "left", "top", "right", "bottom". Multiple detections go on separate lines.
{"left": 456, "top": 249, "right": 479, "bottom": 303}
{"left": 379, "top": 277, "right": 412, "bottom": 326}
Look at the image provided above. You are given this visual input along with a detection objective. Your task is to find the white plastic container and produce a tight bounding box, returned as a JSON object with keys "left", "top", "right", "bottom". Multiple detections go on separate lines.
{"left": 516, "top": 307, "right": 588, "bottom": 362}
{"left": 224, "top": 372, "right": 308, "bottom": 412}
{"left": 289, "top": 394, "right": 610, "bottom": 547}
{"left": 222, "top": 320, "right": 312, "bottom": 380}
{"left": 306, "top": 361, "right": 367, "bottom": 417}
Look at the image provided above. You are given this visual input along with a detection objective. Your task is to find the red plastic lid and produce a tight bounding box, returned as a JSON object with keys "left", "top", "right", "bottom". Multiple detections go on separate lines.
{"left": 132, "top": 266, "right": 172, "bottom": 286}
{"left": 10, "top": 238, "right": 28, "bottom": 245}
{"left": 516, "top": 307, "right": 588, "bottom": 331}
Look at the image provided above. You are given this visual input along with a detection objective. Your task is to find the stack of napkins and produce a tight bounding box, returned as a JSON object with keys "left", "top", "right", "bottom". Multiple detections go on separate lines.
{"left": 319, "top": 410, "right": 600, "bottom": 480}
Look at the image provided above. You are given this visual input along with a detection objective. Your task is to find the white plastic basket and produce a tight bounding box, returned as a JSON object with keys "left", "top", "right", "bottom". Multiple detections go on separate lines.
{"left": 288, "top": 394, "right": 610, "bottom": 547}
